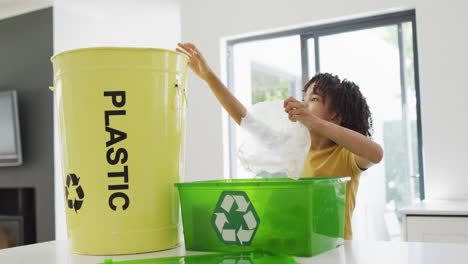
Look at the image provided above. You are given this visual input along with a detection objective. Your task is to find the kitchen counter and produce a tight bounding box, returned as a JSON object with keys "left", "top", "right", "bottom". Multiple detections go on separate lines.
{"left": 400, "top": 199, "right": 468, "bottom": 216}
{"left": 1, "top": 240, "right": 468, "bottom": 264}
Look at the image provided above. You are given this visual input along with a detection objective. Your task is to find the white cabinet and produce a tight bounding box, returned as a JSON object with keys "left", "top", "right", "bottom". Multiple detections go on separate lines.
{"left": 401, "top": 200, "right": 468, "bottom": 244}
{"left": 406, "top": 216, "right": 468, "bottom": 243}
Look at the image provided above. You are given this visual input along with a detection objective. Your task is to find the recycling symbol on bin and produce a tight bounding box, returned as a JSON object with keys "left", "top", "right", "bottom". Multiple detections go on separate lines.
{"left": 211, "top": 191, "right": 260, "bottom": 246}
{"left": 64, "top": 173, "right": 85, "bottom": 213}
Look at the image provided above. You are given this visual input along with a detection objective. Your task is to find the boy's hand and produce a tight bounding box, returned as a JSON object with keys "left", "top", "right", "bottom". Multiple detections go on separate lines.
{"left": 176, "top": 43, "right": 213, "bottom": 81}
{"left": 284, "top": 97, "right": 320, "bottom": 131}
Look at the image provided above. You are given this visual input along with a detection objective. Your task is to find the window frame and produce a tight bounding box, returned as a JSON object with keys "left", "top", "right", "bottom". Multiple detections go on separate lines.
{"left": 226, "top": 10, "right": 424, "bottom": 200}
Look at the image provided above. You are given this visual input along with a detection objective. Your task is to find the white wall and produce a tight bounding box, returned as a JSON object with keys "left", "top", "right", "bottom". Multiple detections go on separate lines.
{"left": 0, "top": 0, "right": 52, "bottom": 21}
{"left": 53, "top": 0, "right": 181, "bottom": 240}
{"left": 180, "top": 0, "right": 468, "bottom": 200}
{"left": 53, "top": 0, "right": 180, "bottom": 53}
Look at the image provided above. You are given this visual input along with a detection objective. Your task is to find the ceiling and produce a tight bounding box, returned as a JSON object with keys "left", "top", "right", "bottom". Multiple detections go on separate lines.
{"left": 0, "top": 0, "right": 52, "bottom": 21}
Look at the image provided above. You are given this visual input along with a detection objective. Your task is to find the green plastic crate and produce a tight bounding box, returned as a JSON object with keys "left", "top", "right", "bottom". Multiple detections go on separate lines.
{"left": 175, "top": 177, "right": 349, "bottom": 257}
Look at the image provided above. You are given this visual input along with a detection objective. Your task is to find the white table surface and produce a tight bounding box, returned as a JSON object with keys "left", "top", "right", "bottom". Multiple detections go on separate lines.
{"left": 400, "top": 199, "right": 468, "bottom": 216}
{"left": 1, "top": 240, "right": 468, "bottom": 264}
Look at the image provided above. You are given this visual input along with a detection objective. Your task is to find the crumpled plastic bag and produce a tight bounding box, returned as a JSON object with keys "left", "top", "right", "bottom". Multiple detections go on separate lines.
{"left": 237, "top": 100, "right": 311, "bottom": 179}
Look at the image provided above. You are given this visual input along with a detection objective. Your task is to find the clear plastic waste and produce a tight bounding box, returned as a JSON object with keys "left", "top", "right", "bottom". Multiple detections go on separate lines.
{"left": 238, "top": 100, "right": 311, "bottom": 179}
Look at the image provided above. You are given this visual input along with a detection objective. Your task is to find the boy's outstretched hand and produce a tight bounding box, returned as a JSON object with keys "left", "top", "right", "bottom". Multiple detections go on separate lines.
{"left": 176, "top": 43, "right": 213, "bottom": 81}
{"left": 176, "top": 42, "right": 247, "bottom": 124}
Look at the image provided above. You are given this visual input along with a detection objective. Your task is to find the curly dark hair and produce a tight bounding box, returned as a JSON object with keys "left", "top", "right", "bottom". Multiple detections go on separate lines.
{"left": 303, "top": 73, "right": 373, "bottom": 137}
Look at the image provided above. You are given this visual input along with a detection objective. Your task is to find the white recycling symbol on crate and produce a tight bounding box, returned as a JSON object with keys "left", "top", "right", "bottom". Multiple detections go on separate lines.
{"left": 211, "top": 191, "right": 260, "bottom": 246}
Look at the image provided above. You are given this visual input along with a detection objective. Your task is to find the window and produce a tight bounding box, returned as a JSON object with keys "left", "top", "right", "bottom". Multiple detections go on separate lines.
{"left": 226, "top": 10, "right": 423, "bottom": 240}
{"left": 228, "top": 36, "right": 302, "bottom": 179}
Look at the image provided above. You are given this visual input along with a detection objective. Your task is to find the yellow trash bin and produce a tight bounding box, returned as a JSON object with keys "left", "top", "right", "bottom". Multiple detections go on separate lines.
{"left": 51, "top": 47, "right": 188, "bottom": 255}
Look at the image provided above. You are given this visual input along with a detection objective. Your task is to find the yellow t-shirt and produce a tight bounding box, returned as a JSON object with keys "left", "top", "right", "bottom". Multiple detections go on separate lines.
{"left": 301, "top": 144, "right": 362, "bottom": 240}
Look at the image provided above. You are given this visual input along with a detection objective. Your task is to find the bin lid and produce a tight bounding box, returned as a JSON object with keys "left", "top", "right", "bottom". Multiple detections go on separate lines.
{"left": 99, "top": 251, "right": 299, "bottom": 264}
{"left": 51, "top": 47, "right": 188, "bottom": 62}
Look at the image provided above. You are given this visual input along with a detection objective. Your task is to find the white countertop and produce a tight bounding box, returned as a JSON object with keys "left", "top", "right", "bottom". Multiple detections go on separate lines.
{"left": 1, "top": 240, "right": 468, "bottom": 264}
{"left": 400, "top": 199, "right": 468, "bottom": 216}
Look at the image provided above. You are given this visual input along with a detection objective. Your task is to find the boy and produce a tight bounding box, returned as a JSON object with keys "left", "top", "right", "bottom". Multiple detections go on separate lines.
{"left": 176, "top": 43, "right": 383, "bottom": 239}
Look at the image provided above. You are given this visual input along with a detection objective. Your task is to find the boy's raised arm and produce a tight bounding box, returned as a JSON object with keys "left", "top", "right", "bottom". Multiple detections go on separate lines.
{"left": 177, "top": 43, "right": 247, "bottom": 125}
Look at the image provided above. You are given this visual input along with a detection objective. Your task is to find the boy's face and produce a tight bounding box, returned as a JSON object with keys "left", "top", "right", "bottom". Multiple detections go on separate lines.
{"left": 303, "top": 83, "right": 338, "bottom": 123}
